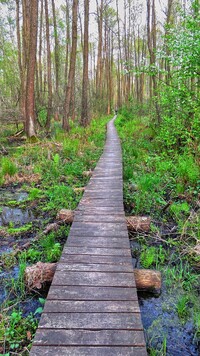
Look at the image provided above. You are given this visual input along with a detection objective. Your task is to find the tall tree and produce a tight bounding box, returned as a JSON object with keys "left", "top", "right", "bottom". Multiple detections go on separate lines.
{"left": 63, "top": 0, "right": 78, "bottom": 130}
{"left": 81, "top": 0, "right": 89, "bottom": 126}
{"left": 25, "top": 0, "right": 38, "bottom": 138}
{"left": 147, "top": 0, "right": 160, "bottom": 122}
{"left": 44, "top": 0, "right": 52, "bottom": 131}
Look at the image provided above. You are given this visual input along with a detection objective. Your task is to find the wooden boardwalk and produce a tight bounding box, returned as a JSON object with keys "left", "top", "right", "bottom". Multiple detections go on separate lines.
{"left": 30, "top": 116, "right": 147, "bottom": 356}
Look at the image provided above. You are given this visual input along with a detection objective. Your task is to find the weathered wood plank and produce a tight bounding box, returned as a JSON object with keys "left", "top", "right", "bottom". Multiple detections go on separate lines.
{"left": 38, "top": 312, "right": 142, "bottom": 329}
{"left": 62, "top": 246, "right": 131, "bottom": 256}
{"left": 70, "top": 222, "right": 127, "bottom": 230}
{"left": 78, "top": 200, "right": 124, "bottom": 207}
{"left": 47, "top": 285, "right": 138, "bottom": 301}
{"left": 59, "top": 254, "right": 132, "bottom": 265}
{"left": 52, "top": 271, "right": 136, "bottom": 287}
{"left": 76, "top": 207, "right": 125, "bottom": 215}
{"left": 73, "top": 215, "right": 125, "bottom": 223}
{"left": 57, "top": 262, "right": 133, "bottom": 272}
{"left": 69, "top": 228, "right": 128, "bottom": 238}
{"left": 43, "top": 300, "right": 140, "bottom": 313}
{"left": 33, "top": 329, "right": 145, "bottom": 346}
{"left": 31, "top": 346, "right": 147, "bottom": 356}
{"left": 83, "top": 192, "right": 123, "bottom": 199}
{"left": 67, "top": 236, "right": 130, "bottom": 248}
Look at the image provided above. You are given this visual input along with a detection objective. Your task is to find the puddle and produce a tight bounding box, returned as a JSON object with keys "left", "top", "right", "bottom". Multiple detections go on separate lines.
{"left": 0, "top": 188, "right": 28, "bottom": 203}
{"left": 0, "top": 266, "right": 19, "bottom": 304}
{"left": 138, "top": 288, "right": 199, "bottom": 355}
{"left": 0, "top": 206, "right": 34, "bottom": 227}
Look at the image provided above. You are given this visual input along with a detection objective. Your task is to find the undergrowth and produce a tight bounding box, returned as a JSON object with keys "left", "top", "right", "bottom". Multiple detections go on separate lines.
{"left": 0, "top": 116, "right": 110, "bottom": 354}
{"left": 116, "top": 110, "right": 200, "bottom": 354}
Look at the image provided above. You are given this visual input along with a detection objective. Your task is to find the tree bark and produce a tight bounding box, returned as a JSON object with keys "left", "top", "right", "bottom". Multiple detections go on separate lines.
{"left": 44, "top": 0, "right": 52, "bottom": 131}
{"left": 81, "top": 0, "right": 90, "bottom": 127}
{"left": 63, "top": 0, "right": 78, "bottom": 130}
{"left": 25, "top": 0, "right": 38, "bottom": 138}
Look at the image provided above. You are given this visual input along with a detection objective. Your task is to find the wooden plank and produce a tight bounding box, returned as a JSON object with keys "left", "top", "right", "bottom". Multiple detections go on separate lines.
{"left": 56, "top": 262, "right": 134, "bottom": 272}
{"left": 47, "top": 285, "right": 138, "bottom": 301}
{"left": 69, "top": 228, "right": 128, "bottom": 238}
{"left": 38, "top": 312, "right": 142, "bottom": 329}
{"left": 66, "top": 236, "right": 130, "bottom": 248}
{"left": 52, "top": 271, "right": 136, "bottom": 287}
{"left": 62, "top": 246, "right": 131, "bottom": 256}
{"left": 76, "top": 207, "right": 125, "bottom": 215}
{"left": 78, "top": 199, "right": 124, "bottom": 207}
{"left": 43, "top": 300, "right": 140, "bottom": 313}
{"left": 83, "top": 192, "right": 123, "bottom": 199}
{"left": 73, "top": 215, "right": 125, "bottom": 223}
{"left": 33, "top": 329, "right": 145, "bottom": 346}
{"left": 70, "top": 222, "right": 127, "bottom": 230}
{"left": 31, "top": 346, "right": 147, "bottom": 356}
{"left": 59, "top": 254, "right": 132, "bottom": 265}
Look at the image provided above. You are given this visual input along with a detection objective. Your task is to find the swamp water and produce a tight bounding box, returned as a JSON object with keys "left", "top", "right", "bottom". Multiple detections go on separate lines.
{"left": 0, "top": 188, "right": 42, "bottom": 312}
{"left": 130, "top": 241, "right": 200, "bottom": 355}
{"left": 0, "top": 189, "right": 32, "bottom": 227}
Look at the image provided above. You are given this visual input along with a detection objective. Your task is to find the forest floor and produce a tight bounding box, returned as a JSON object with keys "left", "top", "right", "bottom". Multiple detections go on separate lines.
{"left": 0, "top": 114, "right": 199, "bottom": 355}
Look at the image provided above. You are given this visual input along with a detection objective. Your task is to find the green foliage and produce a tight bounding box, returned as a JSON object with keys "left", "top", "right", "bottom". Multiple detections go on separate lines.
{"left": 4, "top": 310, "right": 38, "bottom": 352}
{"left": 140, "top": 246, "right": 156, "bottom": 268}
{"left": 40, "top": 232, "right": 62, "bottom": 262}
{"left": 28, "top": 188, "right": 43, "bottom": 200}
{"left": 176, "top": 295, "right": 189, "bottom": 319}
{"left": 1, "top": 157, "right": 17, "bottom": 176}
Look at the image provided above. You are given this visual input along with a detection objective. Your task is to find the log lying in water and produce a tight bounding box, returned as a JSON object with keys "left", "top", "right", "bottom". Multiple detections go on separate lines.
{"left": 126, "top": 216, "right": 151, "bottom": 232}
{"left": 134, "top": 269, "right": 161, "bottom": 292}
{"left": 25, "top": 262, "right": 161, "bottom": 293}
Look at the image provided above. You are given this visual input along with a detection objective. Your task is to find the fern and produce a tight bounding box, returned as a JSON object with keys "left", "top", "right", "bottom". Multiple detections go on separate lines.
{"left": 140, "top": 247, "right": 156, "bottom": 268}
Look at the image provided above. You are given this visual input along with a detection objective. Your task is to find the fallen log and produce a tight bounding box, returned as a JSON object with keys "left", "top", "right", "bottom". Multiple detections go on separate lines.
{"left": 134, "top": 269, "right": 161, "bottom": 292}
{"left": 25, "top": 261, "right": 161, "bottom": 293}
{"left": 56, "top": 209, "right": 74, "bottom": 223}
{"left": 25, "top": 262, "right": 57, "bottom": 290}
{"left": 126, "top": 216, "right": 151, "bottom": 233}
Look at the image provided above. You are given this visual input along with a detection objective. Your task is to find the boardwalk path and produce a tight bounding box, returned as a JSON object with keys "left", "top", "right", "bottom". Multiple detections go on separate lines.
{"left": 31, "top": 116, "right": 147, "bottom": 356}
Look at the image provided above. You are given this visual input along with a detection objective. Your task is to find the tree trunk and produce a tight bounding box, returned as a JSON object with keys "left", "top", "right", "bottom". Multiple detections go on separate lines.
{"left": 81, "top": 0, "right": 89, "bottom": 127}
{"left": 25, "top": 0, "right": 38, "bottom": 138}
{"left": 63, "top": 0, "right": 78, "bottom": 131}
{"left": 96, "top": 0, "right": 103, "bottom": 102}
{"left": 44, "top": 0, "right": 52, "bottom": 131}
